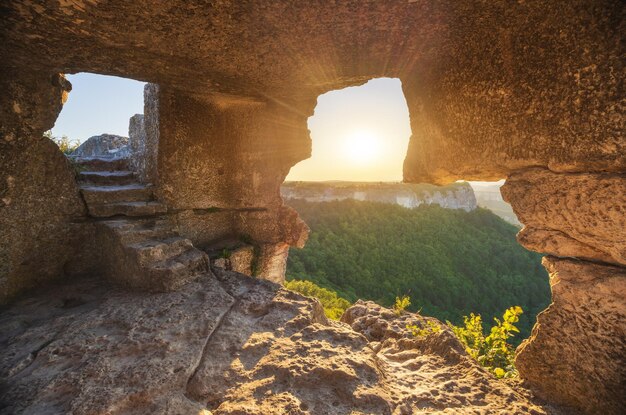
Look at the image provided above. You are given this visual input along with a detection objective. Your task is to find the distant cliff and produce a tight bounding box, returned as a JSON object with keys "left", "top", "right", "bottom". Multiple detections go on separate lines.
{"left": 470, "top": 183, "right": 522, "bottom": 226}
{"left": 281, "top": 181, "right": 477, "bottom": 212}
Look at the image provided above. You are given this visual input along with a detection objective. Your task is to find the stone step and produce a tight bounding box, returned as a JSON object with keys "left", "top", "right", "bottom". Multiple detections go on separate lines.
{"left": 129, "top": 237, "right": 194, "bottom": 265}
{"left": 99, "top": 218, "right": 178, "bottom": 244}
{"left": 78, "top": 170, "right": 135, "bottom": 186}
{"left": 73, "top": 157, "right": 130, "bottom": 172}
{"left": 147, "top": 248, "right": 209, "bottom": 291}
{"left": 81, "top": 184, "right": 153, "bottom": 205}
{"left": 88, "top": 201, "right": 167, "bottom": 218}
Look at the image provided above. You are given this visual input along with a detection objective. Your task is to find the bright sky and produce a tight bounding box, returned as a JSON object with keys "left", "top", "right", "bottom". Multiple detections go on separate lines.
{"left": 287, "top": 78, "right": 411, "bottom": 181}
{"left": 51, "top": 73, "right": 145, "bottom": 141}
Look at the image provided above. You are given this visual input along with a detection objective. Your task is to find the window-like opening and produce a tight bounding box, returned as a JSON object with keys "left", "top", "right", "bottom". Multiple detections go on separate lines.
{"left": 287, "top": 78, "right": 410, "bottom": 182}
{"left": 48, "top": 73, "right": 145, "bottom": 154}
{"left": 283, "top": 79, "right": 550, "bottom": 366}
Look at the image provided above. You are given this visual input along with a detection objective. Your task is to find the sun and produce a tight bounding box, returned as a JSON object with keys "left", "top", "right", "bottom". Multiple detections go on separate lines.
{"left": 343, "top": 130, "right": 381, "bottom": 164}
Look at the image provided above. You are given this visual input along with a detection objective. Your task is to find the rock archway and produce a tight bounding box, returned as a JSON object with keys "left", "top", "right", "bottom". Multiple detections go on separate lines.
{"left": 1, "top": 1, "right": 624, "bottom": 413}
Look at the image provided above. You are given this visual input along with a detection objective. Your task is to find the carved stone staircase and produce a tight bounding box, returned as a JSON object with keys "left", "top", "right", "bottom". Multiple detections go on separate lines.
{"left": 76, "top": 157, "right": 209, "bottom": 291}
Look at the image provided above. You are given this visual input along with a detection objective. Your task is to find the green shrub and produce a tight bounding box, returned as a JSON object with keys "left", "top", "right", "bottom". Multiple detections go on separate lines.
{"left": 285, "top": 279, "right": 351, "bottom": 320}
{"left": 45, "top": 131, "right": 80, "bottom": 155}
{"left": 447, "top": 306, "right": 523, "bottom": 378}
{"left": 393, "top": 295, "right": 411, "bottom": 316}
{"left": 407, "top": 320, "right": 441, "bottom": 337}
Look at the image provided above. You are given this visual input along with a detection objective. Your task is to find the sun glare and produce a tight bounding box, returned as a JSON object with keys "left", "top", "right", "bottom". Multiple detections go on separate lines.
{"left": 343, "top": 130, "right": 381, "bottom": 164}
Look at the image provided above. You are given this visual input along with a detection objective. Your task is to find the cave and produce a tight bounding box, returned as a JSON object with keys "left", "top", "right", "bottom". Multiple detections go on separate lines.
{"left": 0, "top": 2, "right": 624, "bottom": 414}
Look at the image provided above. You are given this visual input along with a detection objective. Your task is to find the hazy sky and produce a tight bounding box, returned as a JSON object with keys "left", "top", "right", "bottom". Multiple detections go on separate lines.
{"left": 288, "top": 78, "right": 411, "bottom": 181}
{"left": 52, "top": 75, "right": 412, "bottom": 182}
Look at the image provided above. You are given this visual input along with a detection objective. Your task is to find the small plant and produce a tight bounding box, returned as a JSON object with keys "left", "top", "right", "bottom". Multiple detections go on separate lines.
{"left": 393, "top": 295, "right": 411, "bottom": 316}
{"left": 220, "top": 248, "right": 231, "bottom": 259}
{"left": 407, "top": 320, "right": 441, "bottom": 338}
{"left": 45, "top": 131, "right": 80, "bottom": 155}
{"left": 448, "top": 306, "right": 523, "bottom": 379}
{"left": 285, "top": 279, "right": 351, "bottom": 320}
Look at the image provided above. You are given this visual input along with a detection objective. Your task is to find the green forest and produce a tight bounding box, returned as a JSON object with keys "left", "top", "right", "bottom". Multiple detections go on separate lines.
{"left": 286, "top": 199, "right": 551, "bottom": 342}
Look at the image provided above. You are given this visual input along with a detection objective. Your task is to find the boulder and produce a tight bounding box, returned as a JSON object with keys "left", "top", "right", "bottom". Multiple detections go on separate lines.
{"left": 71, "top": 134, "right": 130, "bottom": 159}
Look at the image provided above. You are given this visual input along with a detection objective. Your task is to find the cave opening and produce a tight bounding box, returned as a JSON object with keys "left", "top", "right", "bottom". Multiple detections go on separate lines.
{"left": 282, "top": 78, "right": 550, "bottom": 347}
{"left": 48, "top": 73, "right": 145, "bottom": 156}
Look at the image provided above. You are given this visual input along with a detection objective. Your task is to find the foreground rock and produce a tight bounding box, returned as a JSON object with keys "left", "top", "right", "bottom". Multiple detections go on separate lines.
{"left": 1, "top": 271, "right": 555, "bottom": 414}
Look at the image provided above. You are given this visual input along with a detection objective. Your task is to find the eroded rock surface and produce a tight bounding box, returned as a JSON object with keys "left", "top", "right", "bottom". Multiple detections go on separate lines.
{"left": 516, "top": 257, "right": 626, "bottom": 415}
{"left": 0, "top": 71, "right": 87, "bottom": 304}
{"left": 0, "top": 272, "right": 556, "bottom": 415}
{"left": 0, "top": 275, "right": 233, "bottom": 414}
{"left": 502, "top": 168, "right": 626, "bottom": 266}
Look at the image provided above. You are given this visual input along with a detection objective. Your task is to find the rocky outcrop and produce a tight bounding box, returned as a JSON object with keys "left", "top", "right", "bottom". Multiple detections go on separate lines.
{"left": 0, "top": 71, "right": 87, "bottom": 304}
{"left": 503, "top": 168, "right": 626, "bottom": 414}
{"left": 1, "top": 270, "right": 555, "bottom": 414}
{"left": 515, "top": 257, "right": 626, "bottom": 415}
{"left": 501, "top": 168, "right": 626, "bottom": 266}
{"left": 71, "top": 134, "right": 130, "bottom": 159}
{"left": 2, "top": 2, "right": 622, "bottom": 183}
{"left": 282, "top": 181, "right": 478, "bottom": 212}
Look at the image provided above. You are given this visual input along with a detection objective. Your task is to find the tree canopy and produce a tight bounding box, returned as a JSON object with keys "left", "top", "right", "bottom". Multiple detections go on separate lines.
{"left": 286, "top": 199, "right": 550, "bottom": 343}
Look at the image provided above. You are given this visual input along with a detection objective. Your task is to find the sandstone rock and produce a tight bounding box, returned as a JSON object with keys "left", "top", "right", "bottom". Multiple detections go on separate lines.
{"left": 255, "top": 243, "right": 290, "bottom": 284}
{"left": 0, "top": 71, "right": 88, "bottom": 304}
{"left": 209, "top": 244, "right": 255, "bottom": 276}
{"left": 501, "top": 168, "right": 626, "bottom": 266}
{"left": 191, "top": 279, "right": 554, "bottom": 414}
{"left": 128, "top": 114, "right": 147, "bottom": 181}
{"left": 2, "top": 3, "right": 622, "bottom": 184}
{"left": 0, "top": 2, "right": 623, "bottom": 411}
{"left": 71, "top": 133, "right": 130, "bottom": 159}
{"left": 129, "top": 85, "right": 160, "bottom": 184}
{"left": 516, "top": 257, "right": 626, "bottom": 415}
{"left": 229, "top": 245, "right": 255, "bottom": 275}
{"left": 0, "top": 272, "right": 556, "bottom": 414}
{"left": 0, "top": 274, "right": 233, "bottom": 414}
{"left": 213, "top": 257, "right": 228, "bottom": 269}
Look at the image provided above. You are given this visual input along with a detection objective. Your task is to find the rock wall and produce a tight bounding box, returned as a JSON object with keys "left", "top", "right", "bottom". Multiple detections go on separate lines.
{"left": 0, "top": 70, "right": 89, "bottom": 304}
{"left": 502, "top": 169, "right": 626, "bottom": 414}
{"left": 515, "top": 257, "right": 626, "bottom": 415}
{"left": 502, "top": 168, "right": 625, "bottom": 266}
{"left": 129, "top": 84, "right": 160, "bottom": 184}
{"left": 400, "top": 1, "right": 625, "bottom": 184}
{"left": 153, "top": 86, "right": 310, "bottom": 282}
